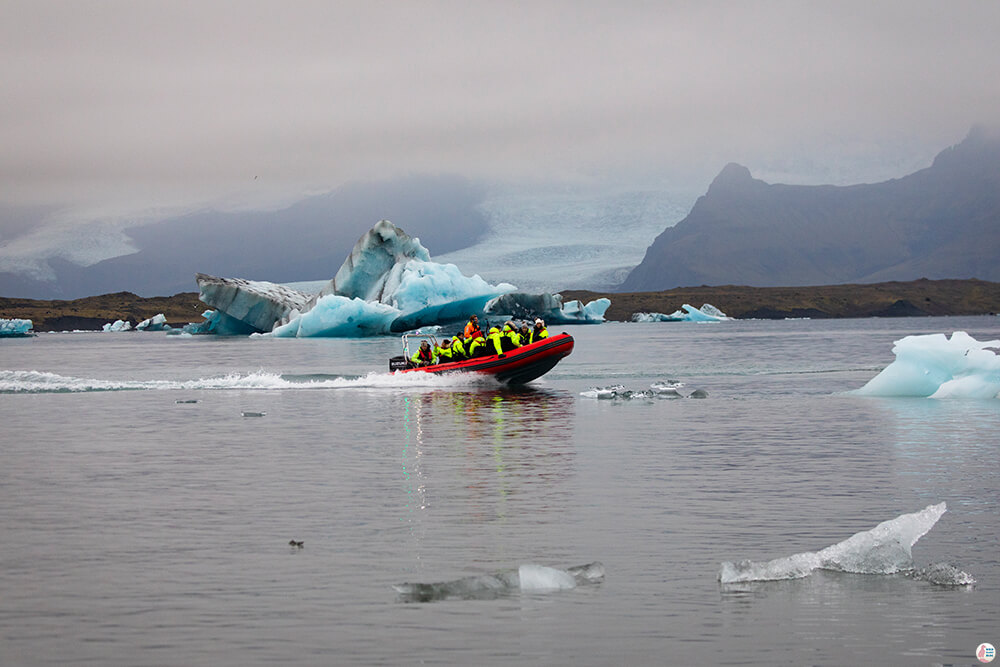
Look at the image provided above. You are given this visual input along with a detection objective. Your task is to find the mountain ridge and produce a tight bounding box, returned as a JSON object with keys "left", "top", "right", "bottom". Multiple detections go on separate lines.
{"left": 620, "top": 127, "right": 1000, "bottom": 291}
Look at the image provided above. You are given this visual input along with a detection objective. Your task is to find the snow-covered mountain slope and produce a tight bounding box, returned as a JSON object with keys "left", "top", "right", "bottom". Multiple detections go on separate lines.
{"left": 435, "top": 188, "right": 692, "bottom": 293}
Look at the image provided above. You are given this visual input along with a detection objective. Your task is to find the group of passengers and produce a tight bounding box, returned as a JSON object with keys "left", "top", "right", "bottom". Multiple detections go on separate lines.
{"left": 409, "top": 314, "right": 548, "bottom": 367}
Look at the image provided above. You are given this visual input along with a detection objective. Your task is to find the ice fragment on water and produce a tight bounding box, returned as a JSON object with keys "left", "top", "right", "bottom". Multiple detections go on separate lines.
{"left": 393, "top": 561, "right": 604, "bottom": 602}
{"left": 909, "top": 562, "right": 976, "bottom": 586}
{"left": 718, "top": 502, "right": 947, "bottom": 584}
{"left": 855, "top": 331, "right": 1000, "bottom": 399}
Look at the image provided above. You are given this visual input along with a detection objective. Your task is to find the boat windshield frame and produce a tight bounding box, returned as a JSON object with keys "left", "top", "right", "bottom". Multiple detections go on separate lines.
{"left": 400, "top": 333, "right": 440, "bottom": 360}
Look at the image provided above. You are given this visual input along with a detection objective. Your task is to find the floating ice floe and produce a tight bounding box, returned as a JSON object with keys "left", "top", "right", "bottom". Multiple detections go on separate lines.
{"left": 135, "top": 313, "right": 170, "bottom": 331}
{"left": 101, "top": 319, "right": 133, "bottom": 332}
{"left": 854, "top": 331, "right": 1000, "bottom": 399}
{"left": 580, "top": 381, "right": 705, "bottom": 399}
{"left": 0, "top": 318, "right": 34, "bottom": 336}
{"left": 717, "top": 502, "right": 972, "bottom": 585}
{"left": 393, "top": 561, "right": 605, "bottom": 602}
{"left": 907, "top": 562, "right": 977, "bottom": 586}
{"left": 632, "top": 304, "right": 731, "bottom": 323}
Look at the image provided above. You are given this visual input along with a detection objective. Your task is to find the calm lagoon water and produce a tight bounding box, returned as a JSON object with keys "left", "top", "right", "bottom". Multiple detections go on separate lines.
{"left": 1, "top": 316, "right": 998, "bottom": 666}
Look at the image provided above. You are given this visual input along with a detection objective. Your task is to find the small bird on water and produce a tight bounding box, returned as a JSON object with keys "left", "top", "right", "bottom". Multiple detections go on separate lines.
{"left": 289, "top": 540, "right": 304, "bottom": 548}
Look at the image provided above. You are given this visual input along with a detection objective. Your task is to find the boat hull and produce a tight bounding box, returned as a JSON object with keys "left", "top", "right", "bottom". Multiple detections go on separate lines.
{"left": 395, "top": 333, "right": 574, "bottom": 385}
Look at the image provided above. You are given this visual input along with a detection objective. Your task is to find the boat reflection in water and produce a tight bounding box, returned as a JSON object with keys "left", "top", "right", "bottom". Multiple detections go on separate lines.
{"left": 399, "top": 386, "right": 577, "bottom": 526}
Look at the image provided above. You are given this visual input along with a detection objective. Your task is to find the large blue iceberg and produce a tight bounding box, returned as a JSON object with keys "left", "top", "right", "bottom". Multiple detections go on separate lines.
{"left": 855, "top": 331, "right": 1000, "bottom": 399}
{"left": 191, "top": 220, "right": 610, "bottom": 337}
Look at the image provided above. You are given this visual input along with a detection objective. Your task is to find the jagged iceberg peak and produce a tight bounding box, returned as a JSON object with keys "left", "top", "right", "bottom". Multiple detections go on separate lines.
{"left": 855, "top": 331, "right": 1000, "bottom": 398}
{"left": 718, "top": 502, "right": 947, "bottom": 584}
{"left": 196, "top": 273, "right": 312, "bottom": 334}
{"left": 317, "top": 219, "right": 432, "bottom": 303}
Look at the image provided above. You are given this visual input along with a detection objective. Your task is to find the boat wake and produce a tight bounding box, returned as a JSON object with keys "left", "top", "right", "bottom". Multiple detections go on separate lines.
{"left": 718, "top": 503, "right": 974, "bottom": 587}
{"left": 0, "top": 368, "right": 497, "bottom": 394}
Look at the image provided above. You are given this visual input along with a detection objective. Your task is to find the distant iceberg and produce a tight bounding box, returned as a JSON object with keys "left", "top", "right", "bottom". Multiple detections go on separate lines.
{"left": 719, "top": 503, "right": 947, "bottom": 584}
{"left": 135, "top": 313, "right": 170, "bottom": 331}
{"left": 855, "top": 331, "right": 1000, "bottom": 399}
{"left": 485, "top": 292, "right": 610, "bottom": 324}
{"left": 632, "top": 303, "right": 731, "bottom": 322}
{"left": 101, "top": 319, "right": 133, "bottom": 332}
{"left": 190, "top": 220, "right": 612, "bottom": 337}
{"left": 0, "top": 318, "right": 34, "bottom": 336}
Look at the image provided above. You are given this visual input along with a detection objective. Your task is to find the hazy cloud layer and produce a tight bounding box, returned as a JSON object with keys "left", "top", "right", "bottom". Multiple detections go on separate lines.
{"left": 2, "top": 1, "right": 998, "bottom": 213}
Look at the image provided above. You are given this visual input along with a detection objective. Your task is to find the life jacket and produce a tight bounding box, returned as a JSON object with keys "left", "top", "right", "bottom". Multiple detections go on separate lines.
{"left": 533, "top": 325, "right": 548, "bottom": 341}
{"left": 410, "top": 345, "right": 434, "bottom": 365}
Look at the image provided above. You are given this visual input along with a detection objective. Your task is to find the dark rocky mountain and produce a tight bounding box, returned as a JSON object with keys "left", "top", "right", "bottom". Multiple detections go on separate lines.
{"left": 620, "top": 127, "right": 1000, "bottom": 291}
{"left": 0, "top": 175, "right": 489, "bottom": 299}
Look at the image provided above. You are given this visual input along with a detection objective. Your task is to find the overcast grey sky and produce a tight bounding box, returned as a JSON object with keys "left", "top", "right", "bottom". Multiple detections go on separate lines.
{"left": 2, "top": 0, "right": 998, "bottom": 215}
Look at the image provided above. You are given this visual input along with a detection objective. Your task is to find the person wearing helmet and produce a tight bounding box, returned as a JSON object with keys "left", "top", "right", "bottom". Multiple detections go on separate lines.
{"left": 532, "top": 318, "right": 548, "bottom": 342}
{"left": 409, "top": 339, "right": 436, "bottom": 367}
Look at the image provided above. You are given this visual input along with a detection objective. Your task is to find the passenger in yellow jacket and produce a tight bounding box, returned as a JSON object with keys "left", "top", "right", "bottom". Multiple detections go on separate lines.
{"left": 487, "top": 327, "right": 505, "bottom": 354}
{"left": 410, "top": 340, "right": 436, "bottom": 367}
{"left": 435, "top": 338, "right": 453, "bottom": 362}
{"left": 500, "top": 322, "right": 521, "bottom": 351}
{"left": 469, "top": 327, "right": 502, "bottom": 357}
{"left": 532, "top": 318, "right": 548, "bottom": 342}
{"left": 449, "top": 335, "right": 466, "bottom": 360}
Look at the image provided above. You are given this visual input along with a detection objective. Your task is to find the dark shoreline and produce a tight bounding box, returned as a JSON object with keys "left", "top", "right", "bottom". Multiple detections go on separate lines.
{"left": 2, "top": 279, "right": 999, "bottom": 332}
{"left": 564, "top": 278, "right": 1000, "bottom": 321}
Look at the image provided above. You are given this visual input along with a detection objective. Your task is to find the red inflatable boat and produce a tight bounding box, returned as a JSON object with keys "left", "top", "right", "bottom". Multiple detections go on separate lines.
{"left": 389, "top": 333, "right": 574, "bottom": 385}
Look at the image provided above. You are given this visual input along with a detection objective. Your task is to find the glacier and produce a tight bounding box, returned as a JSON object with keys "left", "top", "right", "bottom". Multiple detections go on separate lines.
{"left": 632, "top": 304, "right": 731, "bottom": 322}
{"left": 718, "top": 502, "right": 948, "bottom": 584}
{"left": 191, "top": 220, "right": 610, "bottom": 337}
{"left": 392, "top": 561, "right": 605, "bottom": 602}
{"left": 854, "top": 331, "right": 1000, "bottom": 399}
{"left": 0, "top": 318, "right": 34, "bottom": 336}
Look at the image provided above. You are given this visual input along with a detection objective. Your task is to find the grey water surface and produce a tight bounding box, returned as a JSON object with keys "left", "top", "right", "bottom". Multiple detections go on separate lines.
{"left": 1, "top": 317, "right": 998, "bottom": 666}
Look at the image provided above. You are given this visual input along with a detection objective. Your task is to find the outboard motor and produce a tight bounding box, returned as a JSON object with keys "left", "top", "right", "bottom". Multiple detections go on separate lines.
{"left": 389, "top": 356, "right": 410, "bottom": 372}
